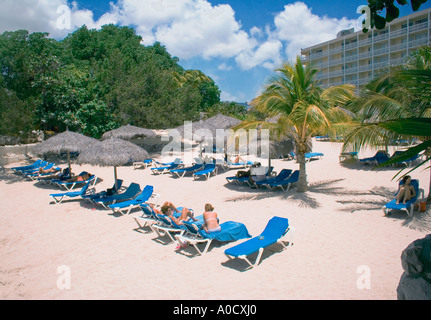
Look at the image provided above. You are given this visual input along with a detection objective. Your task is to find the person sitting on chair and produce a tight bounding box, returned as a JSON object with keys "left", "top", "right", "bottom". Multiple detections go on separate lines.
{"left": 160, "top": 202, "right": 197, "bottom": 225}
{"left": 396, "top": 175, "right": 416, "bottom": 205}
{"left": 202, "top": 203, "right": 221, "bottom": 233}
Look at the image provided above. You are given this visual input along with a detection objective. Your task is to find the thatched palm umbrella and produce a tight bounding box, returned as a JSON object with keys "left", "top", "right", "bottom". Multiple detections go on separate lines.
{"left": 76, "top": 137, "right": 150, "bottom": 190}
{"left": 203, "top": 114, "right": 242, "bottom": 130}
{"left": 32, "top": 130, "right": 99, "bottom": 173}
{"left": 101, "top": 124, "right": 156, "bottom": 140}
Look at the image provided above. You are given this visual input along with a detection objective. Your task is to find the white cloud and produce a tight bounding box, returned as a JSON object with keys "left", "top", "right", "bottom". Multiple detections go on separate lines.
{"left": 235, "top": 40, "right": 283, "bottom": 70}
{"left": 0, "top": 0, "right": 359, "bottom": 73}
{"left": 0, "top": 0, "right": 118, "bottom": 39}
{"left": 272, "top": 2, "right": 357, "bottom": 59}
{"left": 218, "top": 63, "right": 232, "bottom": 71}
{"left": 111, "top": 0, "right": 257, "bottom": 60}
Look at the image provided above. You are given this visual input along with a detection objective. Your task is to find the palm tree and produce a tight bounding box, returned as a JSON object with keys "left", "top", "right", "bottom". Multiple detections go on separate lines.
{"left": 343, "top": 46, "right": 431, "bottom": 201}
{"left": 237, "top": 56, "right": 355, "bottom": 192}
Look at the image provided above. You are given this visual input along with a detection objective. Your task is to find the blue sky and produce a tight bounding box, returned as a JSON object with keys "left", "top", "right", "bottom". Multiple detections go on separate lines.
{"left": 1, "top": 0, "right": 430, "bottom": 103}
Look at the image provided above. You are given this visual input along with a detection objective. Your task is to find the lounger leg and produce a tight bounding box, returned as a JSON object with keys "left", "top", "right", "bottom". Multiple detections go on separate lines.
{"left": 253, "top": 248, "right": 264, "bottom": 268}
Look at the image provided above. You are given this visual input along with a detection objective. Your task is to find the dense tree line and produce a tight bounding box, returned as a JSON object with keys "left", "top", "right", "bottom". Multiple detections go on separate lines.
{"left": 0, "top": 24, "right": 244, "bottom": 140}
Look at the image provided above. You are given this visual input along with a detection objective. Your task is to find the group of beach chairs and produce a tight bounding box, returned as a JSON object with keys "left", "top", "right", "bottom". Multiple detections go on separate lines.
{"left": 11, "top": 160, "right": 98, "bottom": 191}
{"left": 133, "top": 203, "right": 295, "bottom": 270}
{"left": 135, "top": 158, "right": 218, "bottom": 180}
{"left": 226, "top": 168, "right": 300, "bottom": 192}
{"left": 134, "top": 157, "right": 254, "bottom": 181}
{"left": 358, "top": 150, "right": 422, "bottom": 167}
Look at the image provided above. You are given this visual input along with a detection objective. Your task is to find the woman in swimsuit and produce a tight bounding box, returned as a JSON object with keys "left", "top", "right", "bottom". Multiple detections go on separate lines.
{"left": 160, "top": 201, "right": 197, "bottom": 225}
{"left": 396, "top": 175, "right": 416, "bottom": 205}
{"left": 202, "top": 203, "right": 221, "bottom": 233}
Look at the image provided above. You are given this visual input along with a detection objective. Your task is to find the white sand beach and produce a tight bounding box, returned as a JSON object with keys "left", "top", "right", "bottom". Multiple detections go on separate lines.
{"left": 0, "top": 139, "right": 429, "bottom": 300}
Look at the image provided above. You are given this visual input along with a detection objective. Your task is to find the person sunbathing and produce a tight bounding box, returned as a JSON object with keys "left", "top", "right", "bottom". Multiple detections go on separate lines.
{"left": 160, "top": 202, "right": 197, "bottom": 225}
{"left": 65, "top": 172, "right": 92, "bottom": 182}
{"left": 224, "top": 152, "right": 246, "bottom": 164}
{"left": 396, "top": 175, "right": 416, "bottom": 205}
{"left": 39, "top": 166, "right": 61, "bottom": 174}
{"left": 202, "top": 203, "right": 221, "bottom": 233}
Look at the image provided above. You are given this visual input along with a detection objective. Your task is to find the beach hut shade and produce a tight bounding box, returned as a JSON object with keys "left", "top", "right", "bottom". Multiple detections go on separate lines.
{"left": 77, "top": 138, "right": 150, "bottom": 191}
{"left": 101, "top": 124, "right": 156, "bottom": 140}
{"left": 32, "top": 130, "right": 99, "bottom": 172}
{"left": 32, "top": 131, "right": 99, "bottom": 156}
{"left": 76, "top": 138, "right": 149, "bottom": 167}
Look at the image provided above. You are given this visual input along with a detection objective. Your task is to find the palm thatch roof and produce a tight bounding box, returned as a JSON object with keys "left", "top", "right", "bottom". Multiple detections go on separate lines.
{"left": 32, "top": 130, "right": 99, "bottom": 156}
{"left": 76, "top": 138, "right": 150, "bottom": 167}
{"left": 101, "top": 124, "right": 156, "bottom": 140}
{"left": 202, "top": 114, "right": 242, "bottom": 130}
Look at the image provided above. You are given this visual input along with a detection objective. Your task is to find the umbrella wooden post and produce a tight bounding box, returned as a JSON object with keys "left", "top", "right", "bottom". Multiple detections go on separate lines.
{"left": 67, "top": 151, "right": 72, "bottom": 173}
{"left": 114, "top": 166, "right": 118, "bottom": 192}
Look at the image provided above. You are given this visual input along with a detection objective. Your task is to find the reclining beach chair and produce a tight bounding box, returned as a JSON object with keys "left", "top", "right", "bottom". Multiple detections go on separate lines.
{"left": 11, "top": 159, "right": 43, "bottom": 173}
{"left": 133, "top": 203, "right": 161, "bottom": 231}
{"left": 221, "top": 159, "right": 253, "bottom": 171}
{"left": 266, "top": 170, "right": 299, "bottom": 191}
{"left": 133, "top": 159, "right": 153, "bottom": 169}
{"left": 25, "top": 163, "right": 61, "bottom": 181}
{"left": 53, "top": 171, "right": 97, "bottom": 191}
{"left": 382, "top": 179, "right": 422, "bottom": 217}
{"left": 359, "top": 150, "right": 389, "bottom": 166}
{"left": 224, "top": 216, "right": 294, "bottom": 270}
{"left": 19, "top": 161, "right": 51, "bottom": 176}
{"left": 170, "top": 163, "right": 204, "bottom": 178}
{"left": 254, "top": 169, "right": 293, "bottom": 189}
{"left": 49, "top": 178, "right": 95, "bottom": 204}
{"left": 305, "top": 152, "right": 324, "bottom": 162}
{"left": 389, "top": 151, "right": 421, "bottom": 167}
{"left": 81, "top": 179, "right": 123, "bottom": 202}
{"left": 108, "top": 185, "right": 158, "bottom": 215}
{"left": 151, "top": 159, "right": 181, "bottom": 175}
{"left": 193, "top": 163, "right": 217, "bottom": 180}
{"left": 175, "top": 220, "right": 251, "bottom": 256}
{"left": 93, "top": 182, "right": 141, "bottom": 209}
{"left": 151, "top": 213, "right": 189, "bottom": 243}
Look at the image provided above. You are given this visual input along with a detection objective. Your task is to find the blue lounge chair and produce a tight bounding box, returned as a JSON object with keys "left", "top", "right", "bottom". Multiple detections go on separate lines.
{"left": 49, "top": 178, "right": 95, "bottom": 204}
{"left": 224, "top": 216, "right": 294, "bottom": 269}
{"left": 266, "top": 170, "right": 299, "bottom": 191}
{"left": 226, "top": 166, "right": 275, "bottom": 186}
{"left": 222, "top": 160, "right": 253, "bottom": 171}
{"left": 19, "top": 161, "right": 51, "bottom": 176}
{"left": 359, "top": 150, "right": 389, "bottom": 165}
{"left": 53, "top": 171, "right": 97, "bottom": 191}
{"left": 305, "top": 152, "right": 324, "bottom": 162}
{"left": 108, "top": 185, "right": 157, "bottom": 215}
{"left": 93, "top": 182, "right": 141, "bottom": 209}
{"left": 133, "top": 204, "right": 161, "bottom": 231}
{"left": 133, "top": 159, "right": 153, "bottom": 169}
{"left": 254, "top": 169, "right": 293, "bottom": 188}
{"left": 170, "top": 163, "right": 204, "bottom": 178}
{"left": 175, "top": 220, "right": 252, "bottom": 256}
{"left": 81, "top": 179, "right": 124, "bottom": 202}
{"left": 389, "top": 151, "right": 421, "bottom": 167}
{"left": 382, "top": 179, "right": 422, "bottom": 217}
{"left": 151, "top": 159, "right": 181, "bottom": 175}
{"left": 151, "top": 213, "right": 189, "bottom": 243}
{"left": 25, "top": 163, "right": 61, "bottom": 180}
{"left": 193, "top": 163, "right": 217, "bottom": 180}
{"left": 11, "top": 159, "right": 43, "bottom": 173}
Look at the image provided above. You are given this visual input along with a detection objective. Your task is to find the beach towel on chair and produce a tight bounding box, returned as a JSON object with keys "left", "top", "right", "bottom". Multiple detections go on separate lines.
{"left": 198, "top": 221, "right": 252, "bottom": 241}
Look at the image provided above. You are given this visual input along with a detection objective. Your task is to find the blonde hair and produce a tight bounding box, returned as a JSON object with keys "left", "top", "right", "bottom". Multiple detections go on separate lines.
{"left": 205, "top": 203, "right": 214, "bottom": 212}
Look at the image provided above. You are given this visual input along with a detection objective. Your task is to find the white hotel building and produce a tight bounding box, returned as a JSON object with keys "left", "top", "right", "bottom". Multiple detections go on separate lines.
{"left": 300, "top": 8, "right": 431, "bottom": 89}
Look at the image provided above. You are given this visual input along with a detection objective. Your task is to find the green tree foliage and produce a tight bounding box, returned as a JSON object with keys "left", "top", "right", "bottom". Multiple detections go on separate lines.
{"left": 0, "top": 25, "right": 221, "bottom": 139}
{"left": 366, "top": 0, "right": 428, "bottom": 30}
